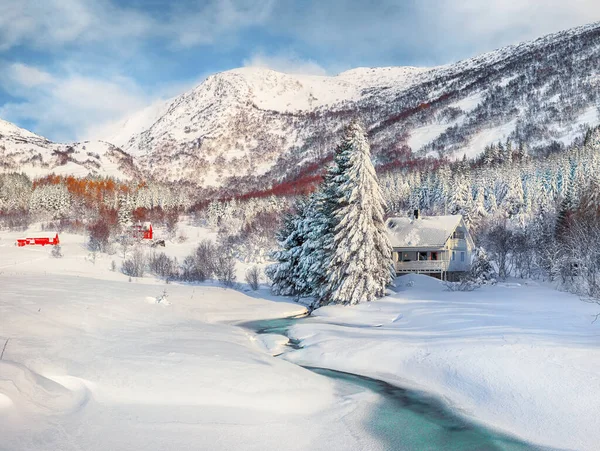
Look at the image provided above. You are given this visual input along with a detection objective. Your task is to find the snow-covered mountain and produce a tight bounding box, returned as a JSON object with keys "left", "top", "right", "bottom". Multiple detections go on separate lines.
{"left": 102, "top": 21, "right": 600, "bottom": 191}
{"left": 0, "top": 119, "right": 138, "bottom": 180}
{"left": 1, "top": 21, "right": 599, "bottom": 190}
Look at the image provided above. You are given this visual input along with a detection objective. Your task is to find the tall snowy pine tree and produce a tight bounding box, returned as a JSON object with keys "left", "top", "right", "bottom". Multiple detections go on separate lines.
{"left": 322, "top": 121, "right": 394, "bottom": 305}
{"left": 266, "top": 198, "right": 309, "bottom": 297}
{"left": 297, "top": 151, "right": 349, "bottom": 302}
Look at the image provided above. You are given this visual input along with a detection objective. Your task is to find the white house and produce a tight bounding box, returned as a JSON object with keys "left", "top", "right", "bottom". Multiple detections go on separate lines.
{"left": 386, "top": 211, "right": 474, "bottom": 281}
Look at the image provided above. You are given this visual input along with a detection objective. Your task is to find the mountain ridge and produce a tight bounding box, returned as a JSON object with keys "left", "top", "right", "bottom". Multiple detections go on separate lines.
{"left": 1, "top": 21, "right": 599, "bottom": 190}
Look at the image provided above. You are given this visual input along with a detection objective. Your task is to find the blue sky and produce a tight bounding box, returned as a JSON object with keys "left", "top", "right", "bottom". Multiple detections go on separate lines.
{"left": 0, "top": 0, "right": 598, "bottom": 142}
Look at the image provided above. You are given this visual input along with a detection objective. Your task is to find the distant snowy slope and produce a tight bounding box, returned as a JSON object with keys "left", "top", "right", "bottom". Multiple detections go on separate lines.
{"left": 0, "top": 119, "right": 50, "bottom": 142}
{"left": 101, "top": 98, "right": 175, "bottom": 150}
{"left": 0, "top": 119, "right": 138, "bottom": 180}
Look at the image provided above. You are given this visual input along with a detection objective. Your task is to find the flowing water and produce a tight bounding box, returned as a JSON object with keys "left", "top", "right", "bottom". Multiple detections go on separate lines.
{"left": 242, "top": 317, "right": 552, "bottom": 451}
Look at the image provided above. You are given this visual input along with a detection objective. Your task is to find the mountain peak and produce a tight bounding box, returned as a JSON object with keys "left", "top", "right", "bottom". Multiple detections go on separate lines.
{"left": 2, "top": 21, "right": 599, "bottom": 192}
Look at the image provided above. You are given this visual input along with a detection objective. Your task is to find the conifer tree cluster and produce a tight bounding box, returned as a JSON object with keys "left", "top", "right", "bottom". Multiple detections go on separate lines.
{"left": 267, "top": 121, "right": 394, "bottom": 307}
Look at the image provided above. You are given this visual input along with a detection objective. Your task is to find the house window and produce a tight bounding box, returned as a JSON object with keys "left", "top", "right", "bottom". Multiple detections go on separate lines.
{"left": 452, "top": 251, "right": 455, "bottom": 261}
{"left": 430, "top": 252, "right": 438, "bottom": 261}
{"left": 461, "top": 252, "right": 465, "bottom": 262}
{"left": 403, "top": 253, "right": 411, "bottom": 261}
{"left": 418, "top": 252, "right": 428, "bottom": 261}
{"left": 453, "top": 231, "right": 465, "bottom": 239}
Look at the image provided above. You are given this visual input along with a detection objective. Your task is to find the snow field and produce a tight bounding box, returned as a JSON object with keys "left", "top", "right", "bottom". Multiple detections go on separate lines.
{"left": 0, "top": 227, "right": 395, "bottom": 451}
{"left": 283, "top": 275, "right": 600, "bottom": 451}
{"left": 2, "top": 225, "right": 599, "bottom": 450}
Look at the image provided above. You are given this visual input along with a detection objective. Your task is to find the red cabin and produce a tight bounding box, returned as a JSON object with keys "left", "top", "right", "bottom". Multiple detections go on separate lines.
{"left": 130, "top": 223, "right": 153, "bottom": 240}
{"left": 17, "top": 233, "right": 60, "bottom": 247}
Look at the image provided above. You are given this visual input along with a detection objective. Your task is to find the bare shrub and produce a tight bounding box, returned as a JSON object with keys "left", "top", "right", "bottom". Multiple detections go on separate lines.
{"left": 165, "top": 210, "right": 179, "bottom": 238}
{"left": 194, "top": 240, "right": 217, "bottom": 281}
{"left": 444, "top": 278, "right": 479, "bottom": 292}
{"left": 214, "top": 252, "right": 237, "bottom": 288}
{"left": 180, "top": 256, "right": 197, "bottom": 281}
{"left": 0, "top": 209, "right": 31, "bottom": 231}
{"left": 51, "top": 245, "right": 63, "bottom": 258}
{"left": 121, "top": 247, "right": 147, "bottom": 278}
{"left": 88, "top": 219, "right": 111, "bottom": 252}
{"left": 149, "top": 252, "right": 175, "bottom": 279}
{"left": 117, "top": 234, "right": 134, "bottom": 259}
{"left": 245, "top": 266, "right": 261, "bottom": 290}
{"left": 482, "top": 223, "right": 513, "bottom": 279}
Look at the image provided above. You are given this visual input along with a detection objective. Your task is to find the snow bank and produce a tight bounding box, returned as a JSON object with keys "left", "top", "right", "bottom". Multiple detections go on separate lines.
{"left": 258, "top": 333, "right": 290, "bottom": 356}
{"left": 284, "top": 275, "right": 600, "bottom": 451}
{"left": 0, "top": 361, "right": 90, "bottom": 414}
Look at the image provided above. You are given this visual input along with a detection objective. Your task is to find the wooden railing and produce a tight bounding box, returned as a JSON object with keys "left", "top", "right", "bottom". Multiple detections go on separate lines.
{"left": 395, "top": 260, "right": 450, "bottom": 273}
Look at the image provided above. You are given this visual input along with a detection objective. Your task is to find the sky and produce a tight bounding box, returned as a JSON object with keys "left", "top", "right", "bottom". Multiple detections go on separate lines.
{"left": 0, "top": 0, "right": 599, "bottom": 143}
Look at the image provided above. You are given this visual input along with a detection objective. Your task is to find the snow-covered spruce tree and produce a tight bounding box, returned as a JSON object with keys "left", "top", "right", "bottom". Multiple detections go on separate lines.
{"left": 297, "top": 158, "right": 348, "bottom": 302}
{"left": 265, "top": 198, "right": 309, "bottom": 297}
{"left": 322, "top": 121, "right": 394, "bottom": 305}
{"left": 469, "top": 248, "right": 496, "bottom": 284}
{"left": 117, "top": 193, "right": 133, "bottom": 229}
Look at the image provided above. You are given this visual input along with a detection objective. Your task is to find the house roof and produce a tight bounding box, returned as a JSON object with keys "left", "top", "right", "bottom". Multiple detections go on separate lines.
{"left": 386, "top": 215, "right": 463, "bottom": 248}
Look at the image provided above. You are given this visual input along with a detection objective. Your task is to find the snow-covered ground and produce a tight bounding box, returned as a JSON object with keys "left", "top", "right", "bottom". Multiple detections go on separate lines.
{"left": 284, "top": 275, "right": 600, "bottom": 451}
{"left": 0, "top": 227, "right": 406, "bottom": 451}
{"left": 1, "top": 226, "right": 598, "bottom": 450}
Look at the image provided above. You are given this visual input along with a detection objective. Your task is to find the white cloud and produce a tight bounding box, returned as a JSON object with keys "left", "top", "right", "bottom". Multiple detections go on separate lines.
{"left": 171, "top": 0, "right": 277, "bottom": 48}
{"left": 0, "top": 63, "right": 150, "bottom": 142}
{"left": 1, "top": 0, "right": 598, "bottom": 61}
{"left": 0, "top": 0, "right": 277, "bottom": 53}
{"left": 0, "top": 0, "right": 153, "bottom": 52}
{"left": 7, "top": 64, "right": 55, "bottom": 87}
{"left": 430, "top": 0, "right": 600, "bottom": 58}
{"left": 267, "top": 0, "right": 600, "bottom": 65}
{"left": 243, "top": 51, "right": 328, "bottom": 76}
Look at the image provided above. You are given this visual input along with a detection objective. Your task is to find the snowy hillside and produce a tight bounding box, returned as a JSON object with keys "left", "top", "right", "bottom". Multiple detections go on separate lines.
{"left": 0, "top": 119, "right": 138, "bottom": 180}
{"left": 1, "top": 22, "right": 598, "bottom": 188}
{"left": 100, "top": 21, "right": 600, "bottom": 190}
{"left": 102, "top": 66, "right": 434, "bottom": 186}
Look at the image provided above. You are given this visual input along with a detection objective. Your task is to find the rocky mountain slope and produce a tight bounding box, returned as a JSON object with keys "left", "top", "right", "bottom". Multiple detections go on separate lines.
{"left": 104, "top": 21, "right": 600, "bottom": 191}
{"left": 0, "top": 119, "right": 138, "bottom": 180}
{"left": 1, "top": 21, "right": 599, "bottom": 191}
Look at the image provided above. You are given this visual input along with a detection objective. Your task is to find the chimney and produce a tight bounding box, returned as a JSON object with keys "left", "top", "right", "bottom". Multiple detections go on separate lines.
{"left": 414, "top": 209, "right": 420, "bottom": 220}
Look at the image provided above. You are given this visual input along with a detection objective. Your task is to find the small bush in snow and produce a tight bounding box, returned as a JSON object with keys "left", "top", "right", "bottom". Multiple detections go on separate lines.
{"left": 215, "top": 253, "right": 237, "bottom": 288}
{"left": 122, "top": 247, "right": 147, "bottom": 278}
{"left": 180, "top": 255, "right": 197, "bottom": 281}
{"left": 51, "top": 245, "right": 63, "bottom": 258}
{"left": 193, "top": 240, "right": 217, "bottom": 281}
{"left": 149, "top": 252, "right": 175, "bottom": 279}
{"left": 110, "top": 260, "right": 116, "bottom": 272}
{"left": 88, "top": 219, "right": 111, "bottom": 252}
{"left": 0, "top": 209, "right": 31, "bottom": 231}
{"left": 117, "top": 234, "right": 134, "bottom": 259}
{"left": 470, "top": 248, "right": 497, "bottom": 285}
{"left": 245, "top": 266, "right": 261, "bottom": 291}
{"left": 155, "top": 289, "right": 169, "bottom": 304}
{"left": 444, "top": 278, "right": 480, "bottom": 292}
{"left": 482, "top": 223, "right": 512, "bottom": 279}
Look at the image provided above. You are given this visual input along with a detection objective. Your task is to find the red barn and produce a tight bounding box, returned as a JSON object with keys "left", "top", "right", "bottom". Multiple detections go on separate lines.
{"left": 17, "top": 233, "right": 60, "bottom": 247}
{"left": 130, "top": 223, "right": 153, "bottom": 240}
